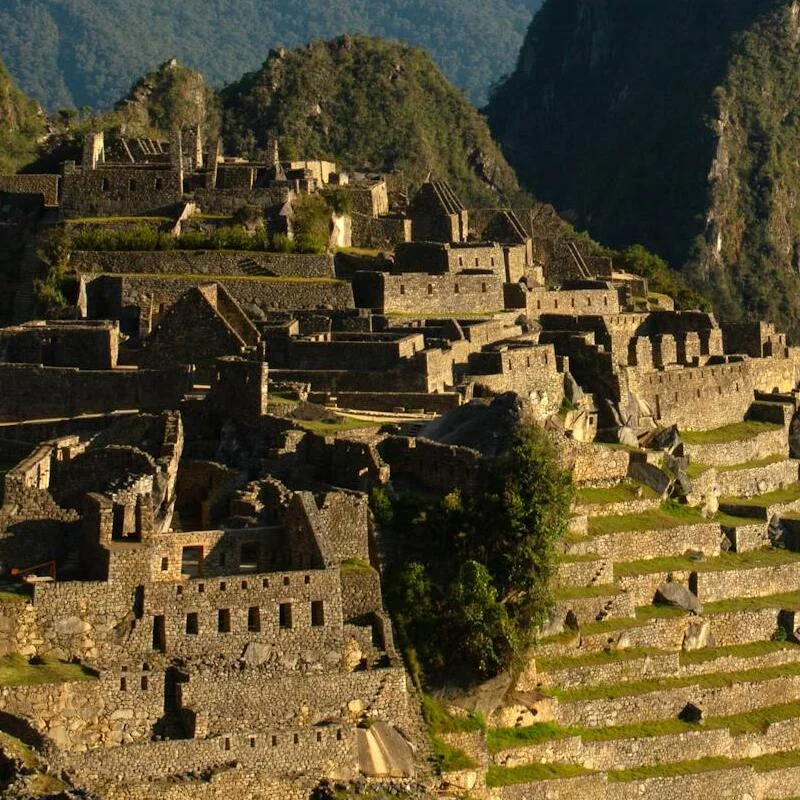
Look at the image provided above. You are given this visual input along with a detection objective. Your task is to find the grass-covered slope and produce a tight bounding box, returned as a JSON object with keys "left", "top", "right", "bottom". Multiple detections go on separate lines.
{"left": 0, "top": 0, "right": 540, "bottom": 111}
{"left": 221, "top": 36, "right": 526, "bottom": 205}
{"left": 488, "top": 0, "right": 800, "bottom": 337}
{"left": 0, "top": 56, "right": 43, "bottom": 173}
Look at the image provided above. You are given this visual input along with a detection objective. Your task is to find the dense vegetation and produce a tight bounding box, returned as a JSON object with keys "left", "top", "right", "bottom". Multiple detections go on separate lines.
{"left": 375, "top": 424, "right": 573, "bottom": 684}
{"left": 222, "top": 36, "right": 525, "bottom": 206}
{"left": 0, "top": 0, "right": 540, "bottom": 111}
{"left": 0, "top": 57, "right": 43, "bottom": 173}
{"left": 488, "top": 0, "right": 800, "bottom": 337}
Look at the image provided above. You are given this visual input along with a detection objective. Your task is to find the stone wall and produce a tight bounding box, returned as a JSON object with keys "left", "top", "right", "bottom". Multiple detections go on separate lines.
{"left": 88, "top": 275, "right": 354, "bottom": 327}
{"left": 379, "top": 437, "right": 483, "bottom": 493}
{"left": 0, "top": 671, "right": 162, "bottom": 752}
{"left": 694, "top": 561, "right": 800, "bottom": 603}
{"left": 0, "top": 364, "right": 192, "bottom": 421}
{"left": 715, "top": 459, "right": 799, "bottom": 498}
{"left": 563, "top": 443, "right": 632, "bottom": 487}
{"left": 0, "top": 174, "right": 60, "bottom": 206}
{"left": 64, "top": 725, "right": 358, "bottom": 786}
{"left": 353, "top": 271, "right": 505, "bottom": 315}
{"left": 0, "top": 321, "right": 119, "bottom": 370}
{"left": 527, "top": 287, "right": 621, "bottom": 317}
{"left": 71, "top": 250, "right": 335, "bottom": 279}
{"left": 351, "top": 214, "right": 411, "bottom": 250}
{"left": 626, "top": 356, "right": 799, "bottom": 431}
{"left": 182, "top": 666, "right": 410, "bottom": 735}
{"left": 684, "top": 427, "right": 787, "bottom": 467}
{"left": 61, "top": 167, "right": 182, "bottom": 217}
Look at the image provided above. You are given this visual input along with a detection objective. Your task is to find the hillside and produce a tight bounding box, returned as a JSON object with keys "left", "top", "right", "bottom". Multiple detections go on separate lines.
{"left": 0, "top": 0, "right": 540, "bottom": 112}
{"left": 221, "top": 36, "right": 525, "bottom": 205}
{"left": 0, "top": 57, "right": 43, "bottom": 174}
{"left": 114, "top": 58, "right": 220, "bottom": 138}
{"left": 488, "top": 0, "right": 800, "bottom": 338}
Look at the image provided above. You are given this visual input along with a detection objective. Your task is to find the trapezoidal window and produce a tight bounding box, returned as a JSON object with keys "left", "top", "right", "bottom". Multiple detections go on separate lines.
{"left": 181, "top": 546, "right": 203, "bottom": 577}
{"left": 279, "top": 602, "right": 293, "bottom": 630}
{"left": 186, "top": 612, "right": 199, "bottom": 635}
{"left": 248, "top": 606, "right": 261, "bottom": 632}
{"left": 101, "top": 177, "right": 110, "bottom": 192}
{"left": 155, "top": 177, "right": 163, "bottom": 191}
{"left": 311, "top": 600, "right": 325, "bottom": 627}
{"left": 218, "top": 609, "right": 231, "bottom": 633}
{"left": 240, "top": 542, "right": 260, "bottom": 573}
{"left": 427, "top": 284, "right": 433, "bottom": 295}
{"left": 128, "top": 178, "right": 137, "bottom": 192}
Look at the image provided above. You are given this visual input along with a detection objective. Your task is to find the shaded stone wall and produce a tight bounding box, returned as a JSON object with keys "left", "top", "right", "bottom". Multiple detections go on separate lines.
{"left": 61, "top": 167, "right": 182, "bottom": 217}
{"left": 0, "top": 364, "right": 192, "bottom": 422}
{"left": 0, "top": 174, "right": 60, "bottom": 205}
{"left": 0, "top": 321, "right": 119, "bottom": 370}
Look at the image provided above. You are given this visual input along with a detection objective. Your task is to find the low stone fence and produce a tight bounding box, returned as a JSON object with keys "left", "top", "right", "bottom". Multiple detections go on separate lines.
{"left": 693, "top": 560, "right": 800, "bottom": 603}
{"left": 565, "top": 523, "right": 723, "bottom": 561}
{"left": 555, "top": 558, "right": 614, "bottom": 589}
{"left": 715, "top": 458, "right": 800, "bottom": 498}
{"left": 684, "top": 427, "right": 787, "bottom": 468}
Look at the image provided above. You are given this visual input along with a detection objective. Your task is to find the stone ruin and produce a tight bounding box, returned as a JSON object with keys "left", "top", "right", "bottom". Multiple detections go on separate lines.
{"left": 4, "top": 132, "right": 800, "bottom": 799}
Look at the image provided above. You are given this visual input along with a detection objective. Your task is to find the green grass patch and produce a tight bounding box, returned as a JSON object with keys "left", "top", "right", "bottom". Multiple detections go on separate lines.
{"left": 615, "top": 547, "right": 800, "bottom": 578}
{"left": 682, "top": 420, "right": 783, "bottom": 445}
{"left": 717, "top": 454, "right": 787, "bottom": 472}
{"left": 66, "top": 216, "right": 171, "bottom": 225}
{"left": 422, "top": 694, "right": 484, "bottom": 734}
{"left": 0, "top": 583, "right": 33, "bottom": 603}
{"left": 0, "top": 654, "right": 95, "bottom": 686}
{"left": 488, "top": 700, "right": 800, "bottom": 753}
{"left": 702, "top": 590, "right": 800, "bottom": 614}
{"left": 294, "top": 416, "right": 382, "bottom": 435}
{"left": 340, "top": 557, "right": 373, "bottom": 573}
{"left": 721, "top": 482, "right": 800, "bottom": 507}
{"left": 576, "top": 482, "right": 658, "bottom": 506}
{"left": 432, "top": 736, "right": 478, "bottom": 771}
{"left": 538, "top": 647, "right": 663, "bottom": 672}
{"left": 686, "top": 461, "right": 711, "bottom": 479}
{"left": 486, "top": 762, "right": 591, "bottom": 786}
{"left": 586, "top": 503, "right": 706, "bottom": 536}
{"left": 679, "top": 639, "right": 799, "bottom": 665}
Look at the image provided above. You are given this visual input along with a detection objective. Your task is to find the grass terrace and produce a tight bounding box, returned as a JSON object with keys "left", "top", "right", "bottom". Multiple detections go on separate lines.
{"left": 613, "top": 546, "right": 800, "bottom": 578}
{"left": 585, "top": 502, "right": 751, "bottom": 536}
{"left": 294, "top": 416, "right": 383, "bottom": 435}
{"left": 487, "top": 700, "right": 800, "bottom": 753}
{"left": 721, "top": 482, "right": 800, "bottom": 507}
{"left": 576, "top": 482, "right": 658, "bottom": 506}
{"left": 65, "top": 216, "right": 171, "bottom": 225}
{"left": 717, "top": 454, "right": 789, "bottom": 472}
{"left": 678, "top": 639, "right": 800, "bottom": 665}
{"left": 549, "top": 659, "right": 800, "bottom": 702}
{"left": 0, "top": 654, "right": 96, "bottom": 686}
{"left": 681, "top": 420, "right": 783, "bottom": 445}
{"left": 701, "top": 590, "right": 800, "bottom": 614}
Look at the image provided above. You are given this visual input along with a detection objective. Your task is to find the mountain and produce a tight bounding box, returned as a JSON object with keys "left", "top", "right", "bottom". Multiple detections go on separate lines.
{"left": 114, "top": 59, "right": 220, "bottom": 139}
{"left": 0, "top": 0, "right": 541, "bottom": 112}
{"left": 0, "top": 56, "right": 43, "bottom": 174}
{"left": 221, "top": 36, "right": 525, "bottom": 205}
{"left": 488, "top": 0, "right": 800, "bottom": 337}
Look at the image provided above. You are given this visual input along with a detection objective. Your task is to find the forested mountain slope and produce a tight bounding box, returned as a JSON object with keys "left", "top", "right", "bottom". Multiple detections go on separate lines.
{"left": 0, "top": 0, "right": 541, "bottom": 111}
{"left": 0, "top": 57, "right": 44, "bottom": 174}
{"left": 222, "top": 37, "right": 525, "bottom": 205}
{"left": 488, "top": 0, "right": 800, "bottom": 337}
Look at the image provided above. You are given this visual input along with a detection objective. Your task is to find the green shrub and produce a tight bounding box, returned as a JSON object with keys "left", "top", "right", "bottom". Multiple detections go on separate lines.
{"left": 380, "top": 424, "right": 574, "bottom": 683}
